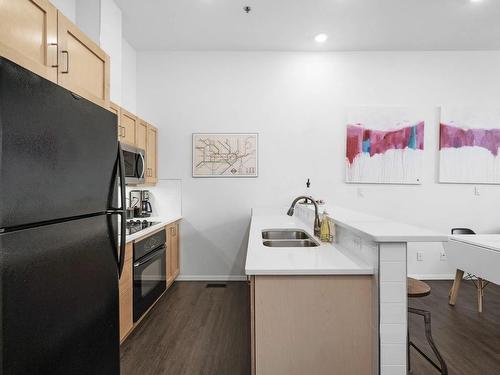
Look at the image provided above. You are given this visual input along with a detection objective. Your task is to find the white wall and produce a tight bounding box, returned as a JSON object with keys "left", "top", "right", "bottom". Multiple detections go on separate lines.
{"left": 99, "top": 0, "right": 122, "bottom": 104}
{"left": 121, "top": 38, "right": 137, "bottom": 113}
{"left": 50, "top": 0, "right": 76, "bottom": 22}
{"left": 75, "top": 0, "right": 100, "bottom": 45}
{"left": 137, "top": 51, "right": 500, "bottom": 280}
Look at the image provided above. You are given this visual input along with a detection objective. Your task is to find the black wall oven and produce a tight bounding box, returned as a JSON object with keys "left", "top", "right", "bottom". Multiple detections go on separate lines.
{"left": 133, "top": 230, "right": 167, "bottom": 322}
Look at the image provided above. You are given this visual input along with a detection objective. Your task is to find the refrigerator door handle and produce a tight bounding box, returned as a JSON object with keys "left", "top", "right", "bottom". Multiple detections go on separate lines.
{"left": 116, "top": 143, "right": 126, "bottom": 277}
{"left": 107, "top": 143, "right": 126, "bottom": 278}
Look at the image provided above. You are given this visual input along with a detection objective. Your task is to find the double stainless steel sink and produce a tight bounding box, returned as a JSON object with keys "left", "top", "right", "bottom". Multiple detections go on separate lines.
{"left": 262, "top": 229, "right": 319, "bottom": 247}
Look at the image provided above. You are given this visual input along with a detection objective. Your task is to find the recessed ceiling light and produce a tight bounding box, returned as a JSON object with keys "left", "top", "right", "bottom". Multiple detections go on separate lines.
{"left": 470, "top": 0, "right": 483, "bottom": 3}
{"left": 314, "top": 33, "right": 328, "bottom": 43}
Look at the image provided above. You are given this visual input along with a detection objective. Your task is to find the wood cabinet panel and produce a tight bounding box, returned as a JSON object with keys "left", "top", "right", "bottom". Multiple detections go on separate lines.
{"left": 172, "top": 223, "right": 179, "bottom": 278}
{"left": 145, "top": 124, "right": 158, "bottom": 184}
{"left": 119, "top": 109, "right": 137, "bottom": 146}
{"left": 109, "top": 102, "right": 121, "bottom": 139}
{"left": 166, "top": 222, "right": 180, "bottom": 287}
{"left": 57, "top": 13, "right": 109, "bottom": 108}
{"left": 119, "top": 285, "right": 133, "bottom": 343}
{"left": 0, "top": 0, "right": 58, "bottom": 82}
{"left": 254, "top": 275, "right": 374, "bottom": 375}
{"left": 119, "top": 242, "right": 133, "bottom": 343}
{"left": 136, "top": 120, "right": 148, "bottom": 151}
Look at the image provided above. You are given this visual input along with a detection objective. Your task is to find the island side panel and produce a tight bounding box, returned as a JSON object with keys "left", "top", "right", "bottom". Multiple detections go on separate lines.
{"left": 254, "top": 275, "right": 375, "bottom": 375}
{"left": 379, "top": 242, "right": 407, "bottom": 375}
{"left": 336, "top": 225, "right": 380, "bottom": 375}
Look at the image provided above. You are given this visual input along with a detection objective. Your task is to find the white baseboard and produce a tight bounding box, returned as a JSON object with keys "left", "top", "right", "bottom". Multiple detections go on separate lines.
{"left": 176, "top": 275, "right": 248, "bottom": 282}
{"left": 408, "top": 273, "right": 455, "bottom": 280}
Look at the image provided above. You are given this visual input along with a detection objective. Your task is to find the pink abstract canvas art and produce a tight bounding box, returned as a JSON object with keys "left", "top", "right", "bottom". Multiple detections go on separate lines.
{"left": 439, "top": 107, "right": 500, "bottom": 184}
{"left": 345, "top": 108, "right": 424, "bottom": 184}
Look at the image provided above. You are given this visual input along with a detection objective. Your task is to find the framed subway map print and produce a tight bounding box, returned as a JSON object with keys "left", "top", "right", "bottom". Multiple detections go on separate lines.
{"left": 192, "top": 133, "right": 258, "bottom": 177}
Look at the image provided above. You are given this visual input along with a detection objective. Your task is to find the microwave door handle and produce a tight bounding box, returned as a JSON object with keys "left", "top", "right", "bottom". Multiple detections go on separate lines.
{"left": 139, "top": 152, "right": 145, "bottom": 179}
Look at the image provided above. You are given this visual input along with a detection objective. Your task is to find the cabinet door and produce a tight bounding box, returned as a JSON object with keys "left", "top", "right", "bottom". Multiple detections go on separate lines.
{"left": 136, "top": 120, "right": 148, "bottom": 151}
{"left": 119, "top": 109, "right": 137, "bottom": 146}
{"left": 0, "top": 0, "right": 58, "bottom": 82}
{"left": 109, "top": 102, "right": 120, "bottom": 139}
{"left": 145, "top": 124, "right": 158, "bottom": 184}
{"left": 166, "top": 224, "right": 174, "bottom": 287}
{"left": 119, "top": 242, "right": 133, "bottom": 343}
{"left": 57, "top": 13, "right": 110, "bottom": 108}
{"left": 171, "top": 223, "right": 180, "bottom": 278}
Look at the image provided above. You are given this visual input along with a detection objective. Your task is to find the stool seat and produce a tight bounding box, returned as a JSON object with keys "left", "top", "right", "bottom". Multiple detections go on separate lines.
{"left": 408, "top": 277, "right": 431, "bottom": 298}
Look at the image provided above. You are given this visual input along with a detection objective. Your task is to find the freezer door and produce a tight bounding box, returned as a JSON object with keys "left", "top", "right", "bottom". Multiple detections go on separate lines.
{"left": 0, "top": 57, "right": 118, "bottom": 229}
{"left": 0, "top": 215, "right": 120, "bottom": 375}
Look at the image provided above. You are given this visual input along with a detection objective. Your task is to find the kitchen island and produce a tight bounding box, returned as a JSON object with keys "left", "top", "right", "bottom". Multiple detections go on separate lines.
{"left": 245, "top": 205, "right": 447, "bottom": 375}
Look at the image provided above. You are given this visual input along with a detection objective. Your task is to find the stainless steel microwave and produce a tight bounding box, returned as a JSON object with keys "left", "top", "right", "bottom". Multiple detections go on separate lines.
{"left": 121, "top": 143, "right": 145, "bottom": 185}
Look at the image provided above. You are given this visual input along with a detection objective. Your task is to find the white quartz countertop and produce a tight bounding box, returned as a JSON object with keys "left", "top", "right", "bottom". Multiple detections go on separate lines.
{"left": 245, "top": 209, "right": 373, "bottom": 276}
{"left": 450, "top": 234, "right": 500, "bottom": 252}
{"left": 304, "top": 204, "right": 449, "bottom": 243}
{"left": 125, "top": 215, "right": 182, "bottom": 243}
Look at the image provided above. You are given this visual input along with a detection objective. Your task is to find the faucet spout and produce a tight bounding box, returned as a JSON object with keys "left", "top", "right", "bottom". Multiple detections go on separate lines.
{"left": 286, "top": 196, "right": 321, "bottom": 238}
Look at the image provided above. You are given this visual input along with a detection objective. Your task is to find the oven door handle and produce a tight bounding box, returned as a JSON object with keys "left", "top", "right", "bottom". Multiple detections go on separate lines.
{"left": 134, "top": 246, "right": 165, "bottom": 267}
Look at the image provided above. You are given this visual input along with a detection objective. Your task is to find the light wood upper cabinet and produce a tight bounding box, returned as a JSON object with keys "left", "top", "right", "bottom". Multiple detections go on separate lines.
{"left": 136, "top": 120, "right": 148, "bottom": 151}
{"left": 57, "top": 13, "right": 110, "bottom": 108}
{"left": 145, "top": 124, "right": 158, "bottom": 184}
{"left": 119, "top": 109, "right": 137, "bottom": 146}
{"left": 0, "top": 0, "right": 58, "bottom": 82}
{"left": 109, "top": 101, "right": 120, "bottom": 136}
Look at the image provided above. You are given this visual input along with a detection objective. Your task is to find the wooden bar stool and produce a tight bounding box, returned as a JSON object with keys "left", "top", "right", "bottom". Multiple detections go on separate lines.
{"left": 407, "top": 278, "right": 448, "bottom": 374}
{"left": 449, "top": 228, "right": 489, "bottom": 313}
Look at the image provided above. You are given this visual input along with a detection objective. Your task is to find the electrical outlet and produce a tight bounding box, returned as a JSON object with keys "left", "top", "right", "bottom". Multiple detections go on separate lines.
{"left": 357, "top": 188, "right": 364, "bottom": 198}
{"left": 417, "top": 252, "right": 424, "bottom": 261}
{"left": 440, "top": 251, "right": 447, "bottom": 261}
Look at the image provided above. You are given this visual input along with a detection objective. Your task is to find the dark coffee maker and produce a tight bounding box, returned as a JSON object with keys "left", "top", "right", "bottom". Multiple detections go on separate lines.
{"left": 141, "top": 190, "right": 153, "bottom": 217}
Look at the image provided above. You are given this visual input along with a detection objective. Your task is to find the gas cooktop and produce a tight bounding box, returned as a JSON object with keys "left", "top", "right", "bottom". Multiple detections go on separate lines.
{"left": 125, "top": 220, "right": 162, "bottom": 235}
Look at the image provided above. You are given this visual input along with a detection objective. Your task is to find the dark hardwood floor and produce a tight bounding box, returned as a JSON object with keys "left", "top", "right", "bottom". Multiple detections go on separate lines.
{"left": 121, "top": 280, "right": 500, "bottom": 375}
{"left": 120, "top": 281, "right": 251, "bottom": 375}
{"left": 409, "top": 280, "right": 500, "bottom": 375}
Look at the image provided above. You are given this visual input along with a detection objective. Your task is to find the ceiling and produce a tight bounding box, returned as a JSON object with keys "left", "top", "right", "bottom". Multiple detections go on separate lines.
{"left": 115, "top": 0, "right": 500, "bottom": 51}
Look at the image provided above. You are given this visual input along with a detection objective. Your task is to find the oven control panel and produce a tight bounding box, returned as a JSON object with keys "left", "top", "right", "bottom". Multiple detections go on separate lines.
{"left": 134, "top": 229, "right": 166, "bottom": 261}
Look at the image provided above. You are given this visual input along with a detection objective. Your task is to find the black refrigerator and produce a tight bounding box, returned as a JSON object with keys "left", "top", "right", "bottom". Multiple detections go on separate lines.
{"left": 0, "top": 57, "right": 126, "bottom": 374}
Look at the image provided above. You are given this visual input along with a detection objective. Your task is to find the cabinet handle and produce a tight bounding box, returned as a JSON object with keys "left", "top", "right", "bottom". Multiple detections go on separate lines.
{"left": 121, "top": 126, "right": 125, "bottom": 137}
{"left": 48, "top": 43, "right": 58, "bottom": 67}
{"left": 61, "top": 51, "right": 69, "bottom": 74}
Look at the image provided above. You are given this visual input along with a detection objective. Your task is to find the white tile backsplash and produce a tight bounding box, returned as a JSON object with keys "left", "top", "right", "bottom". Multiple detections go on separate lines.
{"left": 380, "top": 302, "right": 406, "bottom": 324}
{"left": 381, "top": 343, "right": 407, "bottom": 366}
{"left": 380, "top": 323, "right": 406, "bottom": 344}
{"left": 380, "top": 282, "right": 405, "bottom": 303}
{"left": 380, "top": 261, "right": 406, "bottom": 282}
{"left": 381, "top": 365, "right": 407, "bottom": 375}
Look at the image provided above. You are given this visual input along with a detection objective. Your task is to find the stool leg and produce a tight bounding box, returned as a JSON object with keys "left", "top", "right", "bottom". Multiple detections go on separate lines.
{"left": 409, "top": 307, "right": 448, "bottom": 375}
{"left": 449, "top": 269, "right": 463, "bottom": 306}
{"left": 477, "top": 278, "right": 484, "bottom": 313}
{"left": 407, "top": 325, "right": 411, "bottom": 372}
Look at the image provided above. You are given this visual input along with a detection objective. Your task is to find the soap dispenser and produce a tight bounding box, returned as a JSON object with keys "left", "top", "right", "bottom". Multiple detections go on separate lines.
{"left": 320, "top": 210, "right": 331, "bottom": 243}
